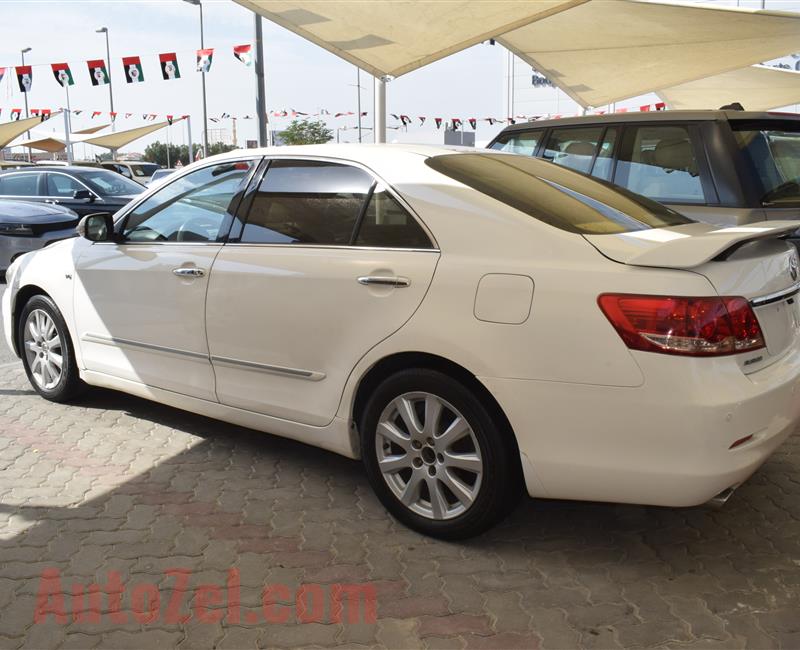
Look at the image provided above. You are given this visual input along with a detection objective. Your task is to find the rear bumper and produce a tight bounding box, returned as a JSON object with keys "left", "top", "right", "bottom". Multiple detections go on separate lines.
{"left": 481, "top": 348, "right": 800, "bottom": 507}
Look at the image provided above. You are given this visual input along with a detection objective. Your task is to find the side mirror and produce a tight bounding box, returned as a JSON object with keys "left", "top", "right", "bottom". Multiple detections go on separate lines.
{"left": 73, "top": 189, "right": 95, "bottom": 202}
{"left": 77, "top": 213, "right": 116, "bottom": 242}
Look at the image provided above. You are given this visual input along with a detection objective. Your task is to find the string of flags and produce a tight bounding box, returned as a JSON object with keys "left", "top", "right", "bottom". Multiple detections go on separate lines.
{"left": 2, "top": 45, "right": 252, "bottom": 93}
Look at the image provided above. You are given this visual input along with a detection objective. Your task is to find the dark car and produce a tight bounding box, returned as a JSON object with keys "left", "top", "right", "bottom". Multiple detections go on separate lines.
{"left": 0, "top": 200, "right": 78, "bottom": 272}
{"left": 488, "top": 110, "right": 800, "bottom": 228}
{"left": 0, "top": 166, "right": 144, "bottom": 217}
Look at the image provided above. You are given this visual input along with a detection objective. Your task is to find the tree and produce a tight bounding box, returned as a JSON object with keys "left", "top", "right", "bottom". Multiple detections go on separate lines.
{"left": 280, "top": 119, "right": 333, "bottom": 145}
{"left": 143, "top": 141, "right": 236, "bottom": 167}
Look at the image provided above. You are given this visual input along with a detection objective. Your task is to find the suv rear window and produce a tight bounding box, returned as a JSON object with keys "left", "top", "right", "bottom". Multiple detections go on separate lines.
{"left": 731, "top": 120, "right": 800, "bottom": 207}
{"left": 426, "top": 153, "right": 691, "bottom": 235}
{"left": 488, "top": 130, "right": 543, "bottom": 156}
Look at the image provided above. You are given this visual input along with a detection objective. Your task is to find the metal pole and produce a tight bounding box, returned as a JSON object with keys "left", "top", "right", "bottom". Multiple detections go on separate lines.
{"left": 166, "top": 124, "right": 171, "bottom": 168}
{"left": 199, "top": 2, "right": 209, "bottom": 157}
{"left": 64, "top": 87, "right": 74, "bottom": 165}
{"left": 102, "top": 29, "right": 115, "bottom": 132}
{"left": 186, "top": 115, "right": 193, "bottom": 163}
{"left": 254, "top": 13, "right": 269, "bottom": 147}
{"left": 21, "top": 49, "right": 32, "bottom": 162}
{"left": 374, "top": 76, "right": 386, "bottom": 143}
{"left": 357, "top": 68, "right": 362, "bottom": 143}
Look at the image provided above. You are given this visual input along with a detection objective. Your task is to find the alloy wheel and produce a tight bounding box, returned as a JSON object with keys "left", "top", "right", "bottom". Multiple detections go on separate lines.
{"left": 23, "top": 309, "right": 64, "bottom": 391}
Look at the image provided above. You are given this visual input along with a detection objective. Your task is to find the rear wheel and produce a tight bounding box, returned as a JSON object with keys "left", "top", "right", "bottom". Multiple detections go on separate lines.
{"left": 361, "top": 368, "right": 520, "bottom": 539}
{"left": 18, "top": 295, "right": 86, "bottom": 402}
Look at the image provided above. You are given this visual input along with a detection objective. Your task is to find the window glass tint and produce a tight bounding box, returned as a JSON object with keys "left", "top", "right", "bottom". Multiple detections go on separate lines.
{"left": 355, "top": 187, "right": 432, "bottom": 248}
{"left": 130, "top": 163, "right": 159, "bottom": 178}
{"left": 542, "top": 127, "right": 603, "bottom": 173}
{"left": 81, "top": 170, "right": 143, "bottom": 196}
{"left": 731, "top": 121, "right": 800, "bottom": 207}
{"left": 425, "top": 153, "right": 692, "bottom": 235}
{"left": 47, "top": 173, "right": 84, "bottom": 197}
{"left": 0, "top": 173, "right": 39, "bottom": 196}
{"left": 590, "top": 128, "right": 617, "bottom": 181}
{"left": 615, "top": 126, "right": 705, "bottom": 203}
{"left": 488, "top": 130, "right": 543, "bottom": 155}
{"left": 123, "top": 161, "right": 254, "bottom": 243}
{"left": 241, "top": 160, "right": 373, "bottom": 244}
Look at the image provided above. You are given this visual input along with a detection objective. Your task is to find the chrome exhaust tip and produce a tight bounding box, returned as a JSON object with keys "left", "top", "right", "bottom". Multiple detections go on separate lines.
{"left": 706, "top": 486, "right": 737, "bottom": 508}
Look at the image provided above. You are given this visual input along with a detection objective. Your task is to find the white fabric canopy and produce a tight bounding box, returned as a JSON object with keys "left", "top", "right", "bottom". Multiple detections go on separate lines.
{"left": 82, "top": 119, "right": 180, "bottom": 150}
{"left": 16, "top": 120, "right": 176, "bottom": 153}
{"left": 0, "top": 113, "right": 61, "bottom": 149}
{"left": 658, "top": 65, "right": 800, "bottom": 112}
{"left": 499, "top": 0, "right": 800, "bottom": 108}
{"left": 233, "top": 0, "right": 582, "bottom": 78}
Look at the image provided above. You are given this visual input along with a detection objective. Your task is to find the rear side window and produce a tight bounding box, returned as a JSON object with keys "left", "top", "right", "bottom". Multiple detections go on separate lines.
{"left": 426, "top": 153, "right": 691, "bottom": 235}
{"left": 242, "top": 160, "right": 373, "bottom": 245}
{"left": 0, "top": 173, "right": 39, "bottom": 196}
{"left": 355, "top": 187, "right": 432, "bottom": 248}
{"left": 489, "top": 130, "right": 543, "bottom": 156}
{"left": 542, "top": 127, "right": 604, "bottom": 173}
{"left": 590, "top": 128, "right": 618, "bottom": 181}
{"left": 615, "top": 125, "right": 705, "bottom": 203}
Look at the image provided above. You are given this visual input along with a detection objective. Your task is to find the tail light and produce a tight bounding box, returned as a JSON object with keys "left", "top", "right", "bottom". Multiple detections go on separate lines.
{"left": 598, "top": 294, "right": 765, "bottom": 357}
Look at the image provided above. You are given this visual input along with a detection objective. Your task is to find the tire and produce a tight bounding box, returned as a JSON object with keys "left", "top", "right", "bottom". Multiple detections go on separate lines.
{"left": 360, "top": 368, "right": 520, "bottom": 540}
{"left": 17, "top": 294, "right": 86, "bottom": 403}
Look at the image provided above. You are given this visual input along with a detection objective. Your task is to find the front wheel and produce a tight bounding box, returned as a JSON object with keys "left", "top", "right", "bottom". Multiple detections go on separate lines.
{"left": 18, "top": 295, "right": 86, "bottom": 402}
{"left": 361, "top": 369, "right": 520, "bottom": 539}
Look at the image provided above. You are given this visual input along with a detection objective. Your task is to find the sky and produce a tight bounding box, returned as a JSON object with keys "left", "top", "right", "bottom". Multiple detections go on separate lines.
{"left": 0, "top": 0, "right": 798, "bottom": 158}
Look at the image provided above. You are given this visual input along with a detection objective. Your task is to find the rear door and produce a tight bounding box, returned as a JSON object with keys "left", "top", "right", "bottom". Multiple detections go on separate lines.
{"left": 205, "top": 158, "right": 439, "bottom": 426}
{"left": 0, "top": 171, "right": 45, "bottom": 204}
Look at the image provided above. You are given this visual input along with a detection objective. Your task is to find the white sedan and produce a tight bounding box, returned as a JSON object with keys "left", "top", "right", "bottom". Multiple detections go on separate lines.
{"left": 3, "top": 145, "right": 800, "bottom": 539}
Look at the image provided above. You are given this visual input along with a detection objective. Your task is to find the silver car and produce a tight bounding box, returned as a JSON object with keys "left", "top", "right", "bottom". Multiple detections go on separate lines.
{"left": 0, "top": 200, "right": 78, "bottom": 272}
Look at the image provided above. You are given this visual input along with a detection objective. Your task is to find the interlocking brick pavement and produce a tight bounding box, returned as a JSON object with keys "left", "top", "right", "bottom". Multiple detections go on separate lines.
{"left": 0, "top": 361, "right": 799, "bottom": 649}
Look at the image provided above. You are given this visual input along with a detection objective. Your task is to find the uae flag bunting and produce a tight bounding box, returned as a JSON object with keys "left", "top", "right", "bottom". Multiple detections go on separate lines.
{"left": 159, "top": 53, "right": 180, "bottom": 80}
{"left": 16, "top": 66, "right": 32, "bottom": 93}
{"left": 110, "top": 112, "right": 117, "bottom": 121}
{"left": 196, "top": 48, "right": 214, "bottom": 73}
{"left": 91, "top": 111, "right": 102, "bottom": 118}
{"left": 87, "top": 60, "right": 109, "bottom": 86}
{"left": 233, "top": 44, "right": 252, "bottom": 66}
{"left": 468, "top": 118, "right": 477, "bottom": 130}
{"left": 434, "top": 117, "right": 442, "bottom": 129}
{"left": 0, "top": 68, "right": 5, "bottom": 85}
{"left": 166, "top": 115, "right": 173, "bottom": 125}
{"left": 51, "top": 62, "right": 74, "bottom": 87}
{"left": 122, "top": 56, "right": 144, "bottom": 83}
{"left": 418, "top": 116, "right": 426, "bottom": 125}
{"left": 11, "top": 108, "right": 21, "bottom": 120}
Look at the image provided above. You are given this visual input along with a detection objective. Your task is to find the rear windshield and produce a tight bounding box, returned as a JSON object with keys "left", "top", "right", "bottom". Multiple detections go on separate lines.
{"left": 732, "top": 120, "right": 800, "bottom": 207}
{"left": 425, "top": 153, "right": 692, "bottom": 235}
{"left": 131, "top": 163, "right": 160, "bottom": 178}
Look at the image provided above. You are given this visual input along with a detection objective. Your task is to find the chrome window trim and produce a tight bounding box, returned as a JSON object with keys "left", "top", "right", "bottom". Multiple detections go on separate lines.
{"left": 223, "top": 242, "right": 440, "bottom": 253}
{"left": 243, "top": 154, "right": 439, "bottom": 250}
{"left": 210, "top": 355, "right": 325, "bottom": 381}
{"left": 750, "top": 282, "right": 800, "bottom": 308}
{"left": 81, "top": 333, "right": 208, "bottom": 360}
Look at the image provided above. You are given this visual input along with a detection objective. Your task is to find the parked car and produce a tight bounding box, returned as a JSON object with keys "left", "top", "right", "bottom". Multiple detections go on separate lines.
{"left": 0, "top": 166, "right": 144, "bottom": 217}
{"left": 0, "top": 200, "right": 78, "bottom": 272}
{"left": 0, "top": 161, "right": 35, "bottom": 170}
{"left": 4, "top": 145, "right": 800, "bottom": 539}
{"left": 146, "top": 168, "right": 176, "bottom": 187}
{"left": 100, "top": 161, "right": 160, "bottom": 183}
{"left": 489, "top": 110, "right": 800, "bottom": 228}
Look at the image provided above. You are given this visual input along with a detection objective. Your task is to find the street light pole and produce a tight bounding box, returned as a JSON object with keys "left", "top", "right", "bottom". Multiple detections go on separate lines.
{"left": 254, "top": 13, "right": 269, "bottom": 147}
{"left": 21, "top": 47, "right": 32, "bottom": 162}
{"left": 96, "top": 28, "right": 115, "bottom": 132}
{"left": 183, "top": 0, "right": 209, "bottom": 158}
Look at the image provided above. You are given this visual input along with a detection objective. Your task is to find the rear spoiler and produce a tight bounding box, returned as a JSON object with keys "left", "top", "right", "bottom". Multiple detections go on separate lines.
{"left": 584, "top": 221, "right": 800, "bottom": 269}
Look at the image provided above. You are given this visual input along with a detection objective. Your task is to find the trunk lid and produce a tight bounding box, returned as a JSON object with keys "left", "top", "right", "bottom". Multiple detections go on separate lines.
{"left": 585, "top": 221, "right": 800, "bottom": 372}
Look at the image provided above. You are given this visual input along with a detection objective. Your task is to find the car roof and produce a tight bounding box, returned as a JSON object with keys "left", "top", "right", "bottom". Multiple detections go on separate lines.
{"left": 495, "top": 109, "right": 800, "bottom": 134}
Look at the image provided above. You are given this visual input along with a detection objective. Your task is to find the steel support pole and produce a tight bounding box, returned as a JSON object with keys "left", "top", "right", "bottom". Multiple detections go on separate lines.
{"left": 357, "top": 68, "right": 362, "bottom": 143}
{"left": 199, "top": 3, "right": 209, "bottom": 157}
{"left": 186, "top": 115, "right": 193, "bottom": 163}
{"left": 374, "top": 76, "right": 386, "bottom": 143}
{"left": 103, "top": 30, "right": 115, "bottom": 132}
{"left": 63, "top": 91, "right": 74, "bottom": 165}
{"left": 21, "top": 50, "right": 32, "bottom": 163}
{"left": 254, "top": 13, "right": 269, "bottom": 147}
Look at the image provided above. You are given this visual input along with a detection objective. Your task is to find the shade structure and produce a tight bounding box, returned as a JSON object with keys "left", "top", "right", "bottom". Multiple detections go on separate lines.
{"left": 18, "top": 125, "right": 111, "bottom": 153}
{"left": 233, "top": 0, "right": 583, "bottom": 78}
{"left": 0, "top": 113, "right": 61, "bottom": 149}
{"left": 498, "top": 0, "right": 800, "bottom": 108}
{"left": 75, "top": 123, "right": 111, "bottom": 135}
{"left": 658, "top": 65, "right": 800, "bottom": 112}
{"left": 82, "top": 119, "right": 182, "bottom": 150}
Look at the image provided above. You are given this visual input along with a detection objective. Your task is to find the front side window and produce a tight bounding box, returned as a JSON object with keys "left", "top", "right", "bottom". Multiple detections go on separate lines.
{"left": 47, "top": 173, "right": 84, "bottom": 197}
{"left": 0, "top": 173, "right": 40, "bottom": 196}
{"left": 542, "top": 127, "right": 604, "bottom": 174}
{"left": 80, "top": 170, "right": 143, "bottom": 197}
{"left": 241, "top": 160, "right": 373, "bottom": 245}
{"left": 615, "top": 125, "right": 705, "bottom": 203}
{"left": 122, "top": 161, "right": 255, "bottom": 243}
{"left": 488, "top": 130, "right": 543, "bottom": 156}
{"left": 732, "top": 120, "right": 800, "bottom": 207}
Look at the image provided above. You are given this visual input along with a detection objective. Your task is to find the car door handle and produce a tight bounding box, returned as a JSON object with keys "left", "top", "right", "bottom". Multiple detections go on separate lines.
{"left": 357, "top": 275, "right": 410, "bottom": 288}
{"left": 44, "top": 199, "right": 59, "bottom": 205}
{"left": 173, "top": 267, "right": 206, "bottom": 278}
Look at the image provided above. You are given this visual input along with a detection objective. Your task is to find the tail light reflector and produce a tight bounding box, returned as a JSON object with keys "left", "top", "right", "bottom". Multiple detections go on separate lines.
{"left": 598, "top": 294, "right": 765, "bottom": 357}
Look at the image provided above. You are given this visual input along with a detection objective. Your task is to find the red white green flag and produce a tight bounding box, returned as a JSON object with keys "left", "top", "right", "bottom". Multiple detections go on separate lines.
{"left": 196, "top": 48, "right": 213, "bottom": 73}
{"left": 16, "top": 66, "right": 32, "bottom": 93}
{"left": 87, "top": 60, "right": 109, "bottom": 86}
{"left": 233, "top": 44, "right": 252, "bottom": 66}
{"left": 0, "top": 68, "right": 5, "bottom": 85}
{"left": 122, "top": 56, "right": 144, "bottom": 83}
{"left": 159, "top": 53, "right": 180, "bottom": 80}
{"left": 51, "top": 62, "right": 74, "bottom": 87}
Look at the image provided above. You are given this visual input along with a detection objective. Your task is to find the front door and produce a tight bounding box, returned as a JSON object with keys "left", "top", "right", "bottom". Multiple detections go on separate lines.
{"left": 206, "top": 158, "right": 439, "bottom": 426}
{"left": 73, "top": 159, "right": 258, "bottom": 400}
